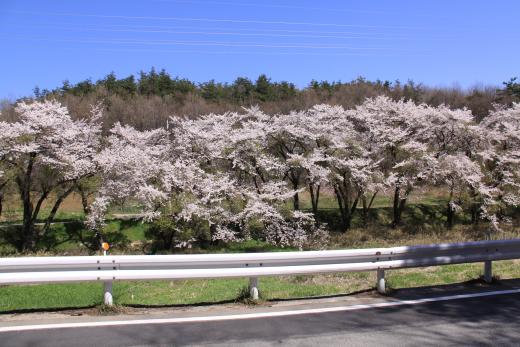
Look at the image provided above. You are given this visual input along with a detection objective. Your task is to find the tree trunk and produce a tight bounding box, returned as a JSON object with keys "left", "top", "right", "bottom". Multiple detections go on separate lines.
{"left": 18, "top": 154, "right": 36, "bottom": 251}
{"left": 396, "top": 197, "right": 407, "bottom": 226}
{"left": 77, "top": 185, "right": 91, "bottom": 215}
{"left": 252, "top": 176, "right": 261, "bottom": 195}
{"left": 350, "top": 192, "right": 361, "bottom": 219}
{"left": 334, "top": 187, "right": 349, "bottom": 231}
{"left": 361, "top": 196, "right": 369, "bottom": 227}
{"left": 0, "top": 181, "right": 7, "bottom": 219}
{"left": 21, "top": 189, "right": 35, "bottom": 251}
{"left": 471, "top": 205, "right": 480, "bottom": 225}
{"left": 469, "top": 188, "right": 480, "bottom": 225}
{"left": 361, "top": 191, "right": 378, "bottom": 226}
{"left": 392, "top": 186, "right": 400, "bottom": 228}
{"left": 392, "top": 186, "right": 407, "bottom": 228}
{"left": 209, "top": 223, "right": 217, "bottom": 242}
{"left": 309, "top": 183, "right": 320, "bottom": 216}
{"left": 368, "top": 191, "right": 378, "bottom": 210}
{"left": 293, "top": 191, "right": 300, "bottom": 211}
{"left": 445, "top": 188, "right": 455, "bottom": 229}
{"left": 291, "top": 173, "right": 300, "bottom": 211}
{"left": 334, "top": 184, "right": 360, "bottom": 232}
{"left": 42, "top": 185, "right": 75, "bottom": 236}
{"left": 446, "top": 201, "right": 455, "bottom": 229}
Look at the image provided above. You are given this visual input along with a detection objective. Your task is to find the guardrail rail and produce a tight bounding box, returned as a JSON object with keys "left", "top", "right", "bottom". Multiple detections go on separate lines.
{"left": 1, "top": 239, "right": 519, "bottom": 305}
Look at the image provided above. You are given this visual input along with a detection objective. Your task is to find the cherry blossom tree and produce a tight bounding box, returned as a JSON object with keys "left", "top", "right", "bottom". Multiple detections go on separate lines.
{"left": 479, "top": 103, "right": 520, "bottom": 229}
{"left": 0, "top": 100, "right": 102, "bottom": 251}
{"left": 187, "top": 108, "right": 328, "bottom": 248}
{"left": 352, "top": 96, "right": 433, "bottom": 227}
{"left": 87, "top": 122, "right": 173, "bottom": 230}
{"left": 434, "top": 154, "right": 485, "bottom": 228}
{"left": 89, "top": 107, "right": 328, "bottom": 249}
{"left": 298, "top": 105, "right": 343, "bottom": 217}
{"left": 264, "top": 110, "right": 317, "bottom": 211}
{"left": 423, "top": 104, "right": 491, "bottom": 226}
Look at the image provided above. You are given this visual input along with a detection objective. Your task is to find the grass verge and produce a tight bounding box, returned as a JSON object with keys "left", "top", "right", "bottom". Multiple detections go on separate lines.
{"left": 1, "top": 260, "right": 519, "bottom": 313}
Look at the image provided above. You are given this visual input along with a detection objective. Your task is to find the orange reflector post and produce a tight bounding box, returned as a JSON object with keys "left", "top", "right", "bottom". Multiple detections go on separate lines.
{"left": 102, "top": 242, "right": 110, "bottom": 251}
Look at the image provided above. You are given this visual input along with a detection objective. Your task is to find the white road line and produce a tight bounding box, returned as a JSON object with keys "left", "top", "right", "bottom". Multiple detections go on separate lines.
{"left": 1, "top": 288, "right": 519, "bottom": 333}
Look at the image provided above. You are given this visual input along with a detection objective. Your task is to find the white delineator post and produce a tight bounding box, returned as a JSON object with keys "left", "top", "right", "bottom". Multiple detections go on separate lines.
{"left": 104, "top": 281, "right": 113, "bottom": 306}
{"left": 484, "top": 260, "right": 492, "bottom": 283}
{"left": 102, "top": 243, "right": 113, "bottom": 306}
{"left": 377, "top": 268, "right": 386, "bottom": 294}
{"left": 249, "top": 277, "right": 259, "bottom": 300}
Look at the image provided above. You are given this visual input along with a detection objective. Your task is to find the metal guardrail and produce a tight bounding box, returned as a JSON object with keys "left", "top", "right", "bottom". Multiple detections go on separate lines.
{"left": 1, "top": 239, "right": 519, "bottom": 305}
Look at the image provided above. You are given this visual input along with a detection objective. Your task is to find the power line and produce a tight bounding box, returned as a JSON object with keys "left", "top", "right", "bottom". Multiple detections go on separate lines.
{"left": 2, "top": 20, "right": 403, "bottom": 36}
{"left": 54, "top": 45, "right": 434, "bottom": 58}
{"left": 9, "top": 11, "right": 426, "bottom": 30}
{"left": 2, "top": 36, "right": 434, "bottom": 51}
{"left": 154, "top": 0, "right": 450, "bottom": 20}
{"left": 56, "top": 23, "right": 397, "bottom": 36}
{"left": 16, "top": 24, "right": 443, "bottom": 42}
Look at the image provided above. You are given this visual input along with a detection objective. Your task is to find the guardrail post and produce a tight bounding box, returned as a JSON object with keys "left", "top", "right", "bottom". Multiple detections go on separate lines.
{"left": 101, "top": 243, "right": 114, "bottom": 306}
{"left": 484, "top": 260, "right": 492, "bottom": 283}
{"left": 249, "top": 277, "right": 259, "bottom": 300}
{"left": 377, "top": 269, "right": 386, "bottom": 294}
{"left": 104, "top": 281, "right": 113, "bottom": 306}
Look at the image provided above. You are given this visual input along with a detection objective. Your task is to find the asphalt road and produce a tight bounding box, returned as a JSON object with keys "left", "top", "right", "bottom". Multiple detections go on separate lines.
{"left": 2, "top": 292, "right": 520, "bottom": 347}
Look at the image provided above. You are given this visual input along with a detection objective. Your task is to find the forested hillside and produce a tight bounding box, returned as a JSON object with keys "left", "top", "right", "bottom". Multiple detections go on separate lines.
{"left": 2, "top": 69, "right": 519, "bottom": 130}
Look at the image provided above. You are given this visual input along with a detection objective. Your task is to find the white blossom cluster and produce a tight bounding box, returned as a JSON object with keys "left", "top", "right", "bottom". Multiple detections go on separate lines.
{"left": 1, "top": 97, "right": 519, "bottom": 249}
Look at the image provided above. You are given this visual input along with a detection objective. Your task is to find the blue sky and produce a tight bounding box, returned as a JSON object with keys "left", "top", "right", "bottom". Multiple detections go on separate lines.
{"left": 1, "top": 0, "right": 519, "bottom": 99}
